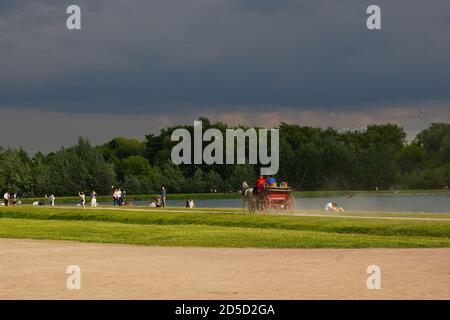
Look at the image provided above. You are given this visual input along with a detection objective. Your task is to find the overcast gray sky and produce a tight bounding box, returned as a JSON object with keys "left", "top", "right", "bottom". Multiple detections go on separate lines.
{"left": 1, "top": 0, "right": 449, "bottom": 153}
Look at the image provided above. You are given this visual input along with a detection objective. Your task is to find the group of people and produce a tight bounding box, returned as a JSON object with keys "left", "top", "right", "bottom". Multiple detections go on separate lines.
{"left": 148, "top": 195, "right": 163, "bottom": 207}
{"left": 2, "top": 192, "right": 20, "bottom": 206}
{"left": 77, "top": 191, "right": 97, "bottom": 209}
{"left": 112, "top": 188, "right": 126, "bottom": 206}
{"left": 148, "top": 187, "right": 167, "bottom": 208}
{"left": 254, "top": 175, "right": 285, "bottom": 193}
{"left": 2, "top": 186, "right": 180, "bottom": 210}
{"left": 31, "top": 194, "right": 54, "bottom": 206}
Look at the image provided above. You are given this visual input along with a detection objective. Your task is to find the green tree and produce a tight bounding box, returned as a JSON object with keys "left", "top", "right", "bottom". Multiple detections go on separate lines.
{"left": 44, "top": 138, "right": 116, "bottom": 196}
{"left": 204, "top": 170, "right": 222, "bottom": 192}
{"left": 396, "top": 143, "right": 426, "bottom": 174}
{"left": 0, "top": 148, "right": 33, "bottom": 195}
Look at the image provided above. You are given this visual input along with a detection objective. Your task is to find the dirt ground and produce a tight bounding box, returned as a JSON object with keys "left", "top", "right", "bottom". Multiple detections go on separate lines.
{"left": 0, "top": 238, "right": 448, "bottom": 300}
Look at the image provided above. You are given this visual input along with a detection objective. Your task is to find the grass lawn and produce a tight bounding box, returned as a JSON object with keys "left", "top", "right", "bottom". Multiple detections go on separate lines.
{"left": 0, "top": 206, "right": 449, "bottom": 248}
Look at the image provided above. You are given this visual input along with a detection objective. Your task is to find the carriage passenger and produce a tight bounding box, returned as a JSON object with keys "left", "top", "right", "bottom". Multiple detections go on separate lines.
{"left": 266, "top": 176, "right": 276, "bottom": 187}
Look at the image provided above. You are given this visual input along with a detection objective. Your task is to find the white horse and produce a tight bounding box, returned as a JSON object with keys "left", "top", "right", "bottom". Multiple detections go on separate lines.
{"left": 241, "top": 181, "right": 257, "bottom": 212}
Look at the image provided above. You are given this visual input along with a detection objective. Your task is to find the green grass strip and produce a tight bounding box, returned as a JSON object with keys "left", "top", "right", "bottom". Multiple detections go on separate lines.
{"left": 1, "top": 207, "right": 449, "bottom": 239}
{"left": 0, "top": 218, "right": 448, "bottom": 248}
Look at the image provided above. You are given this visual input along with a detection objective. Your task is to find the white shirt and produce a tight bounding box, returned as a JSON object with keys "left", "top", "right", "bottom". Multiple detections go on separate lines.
{"left": 325, "top": 202, "right": 334, "bottom": 211}
{"left": 3, "top": 193, "right": 9, "bottom": 200}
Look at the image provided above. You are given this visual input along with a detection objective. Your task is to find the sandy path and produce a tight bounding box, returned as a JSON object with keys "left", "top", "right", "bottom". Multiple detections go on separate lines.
{"left": 0, "top": 238, "right": 449, "bottom": 300}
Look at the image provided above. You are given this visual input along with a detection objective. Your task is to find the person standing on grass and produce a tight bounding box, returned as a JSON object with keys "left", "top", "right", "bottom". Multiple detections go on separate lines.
{"left": 3, "top": 192, "right": 10, "bottom": 207}
{"left": 122, "top": 189, "right": 127, "bottom": 206}
{"left": 160, "top": 186, "right": 166, "bottom": 207}
{"left": 78, "top": 192, "right": 86, "bottom": 209}
{"left": 113, "top": 188, "right": 119, "bottom": 206}
{"left": 111, "top": 186, "right": 116, "bottom": 206}
{"left": 49, "top": 194, "right": 55, "bottom": 206}
{"left": 91, "top": 191, "right": 97, "bottom": 208}
{"left": 117, "top": 188, "right": 122, "bottom": 206}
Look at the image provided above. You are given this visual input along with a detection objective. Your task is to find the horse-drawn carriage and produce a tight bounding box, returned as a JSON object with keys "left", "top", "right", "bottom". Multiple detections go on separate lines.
{"left": 242, "top": 182, "right": 295, "bottom": 212}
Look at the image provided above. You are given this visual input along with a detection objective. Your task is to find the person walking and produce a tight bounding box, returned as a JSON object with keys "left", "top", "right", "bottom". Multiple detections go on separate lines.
{"left": 160, "top": 186, "right": 166, "bottom": 207}
{"left": 78, "top": 192, "right": 86, "bottom": 209}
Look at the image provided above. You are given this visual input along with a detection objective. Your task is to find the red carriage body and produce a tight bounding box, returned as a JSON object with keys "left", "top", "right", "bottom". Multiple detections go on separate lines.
{"left": 261, "top": 187, "right": 295, "bottom": 210}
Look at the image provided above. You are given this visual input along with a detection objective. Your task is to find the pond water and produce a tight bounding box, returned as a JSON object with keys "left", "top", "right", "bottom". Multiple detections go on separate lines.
{"left": 90, "top": 195, "right": 450, "bottom": 213}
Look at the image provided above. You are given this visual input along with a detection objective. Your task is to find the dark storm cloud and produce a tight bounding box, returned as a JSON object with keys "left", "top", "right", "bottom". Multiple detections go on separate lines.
{"left": 0, "top": 0, "right": 449, "bottom": 114}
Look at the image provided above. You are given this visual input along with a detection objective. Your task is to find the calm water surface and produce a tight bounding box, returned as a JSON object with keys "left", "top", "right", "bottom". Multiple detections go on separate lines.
{"left": 90, "top": 195, "right": 450, "bottom": 213}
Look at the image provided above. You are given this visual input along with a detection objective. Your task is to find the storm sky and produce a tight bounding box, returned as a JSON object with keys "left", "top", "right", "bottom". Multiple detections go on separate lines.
{"left": 1, "top": 0, "right": 449, "bottom": 153}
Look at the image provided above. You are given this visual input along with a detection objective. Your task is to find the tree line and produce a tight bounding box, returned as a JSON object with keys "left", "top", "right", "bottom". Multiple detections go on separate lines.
{"left": 1, "top": 119, "right": 449, "bottom": 197}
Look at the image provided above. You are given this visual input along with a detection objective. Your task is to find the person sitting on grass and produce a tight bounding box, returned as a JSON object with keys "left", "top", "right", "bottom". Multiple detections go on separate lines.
{"left": 185, "top": 199, "right": 195, "bottom": 208}
{"left": 155, "top": 196, "right": 162, "bottom": 208}
{"left": 325, "top": 202, "right": 344, "bottom": 213}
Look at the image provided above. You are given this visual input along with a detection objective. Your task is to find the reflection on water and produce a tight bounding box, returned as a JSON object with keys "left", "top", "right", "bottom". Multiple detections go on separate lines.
{"left": 95, "top": 195, "right": 450, "bottom": 213}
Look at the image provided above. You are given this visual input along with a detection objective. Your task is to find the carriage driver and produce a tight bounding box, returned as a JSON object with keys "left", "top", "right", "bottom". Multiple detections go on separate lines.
{"left": 255, "top": 176, "right": 266, "bottom": 195}
{"left": 253, "top": 175, "right": 267, "bottom": 209}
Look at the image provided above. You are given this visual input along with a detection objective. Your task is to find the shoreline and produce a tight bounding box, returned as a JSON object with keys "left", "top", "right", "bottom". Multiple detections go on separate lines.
{"left": 17, "top": 189, "right": 450, "bottom": 204}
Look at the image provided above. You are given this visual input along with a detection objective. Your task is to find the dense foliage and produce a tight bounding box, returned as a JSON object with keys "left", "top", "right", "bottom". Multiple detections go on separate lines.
{"left": 1, "top": 120, "right": 449, "bottom": 196}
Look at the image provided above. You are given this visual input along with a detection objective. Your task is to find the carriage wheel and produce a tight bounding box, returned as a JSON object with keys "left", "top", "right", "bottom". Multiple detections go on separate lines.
{"left": 249, "top": 198, "right": 257, "bottom": 213}
{"left": 262, "top": 195, "right": 271, "bottom": 211}
{"left": 286, "top": 194, "right": 295, "bottom": 210}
